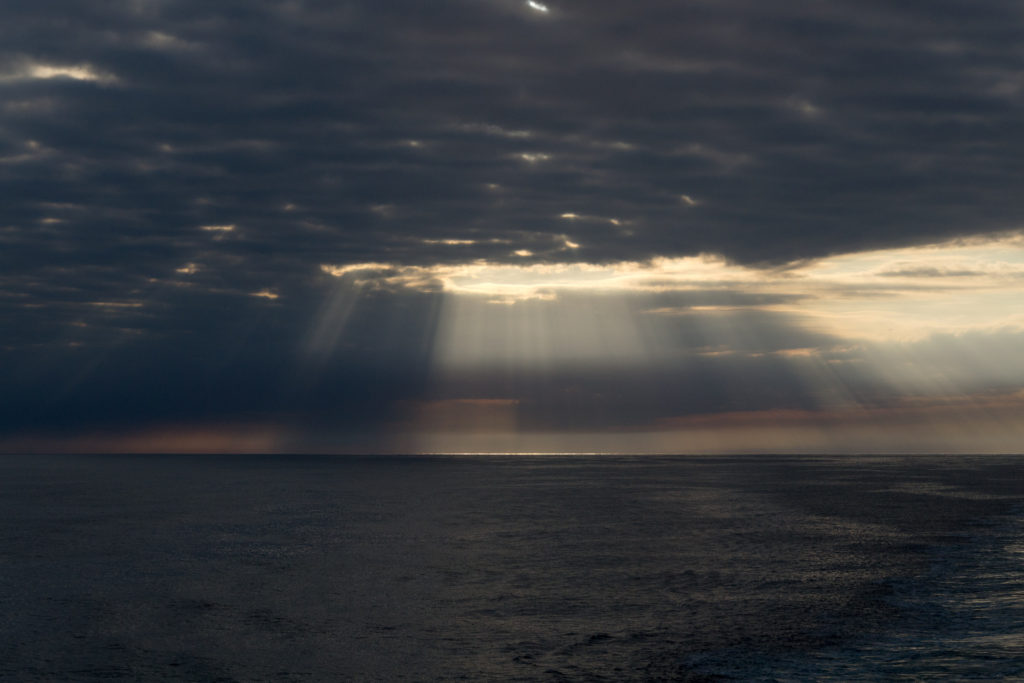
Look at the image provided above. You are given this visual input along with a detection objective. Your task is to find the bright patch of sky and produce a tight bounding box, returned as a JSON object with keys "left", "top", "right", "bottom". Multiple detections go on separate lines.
{"left": 0, "top": 62, "right": 117, "bottom": 83}
{"left": 322, "top": 231, "right": 1024, "bottom": 343}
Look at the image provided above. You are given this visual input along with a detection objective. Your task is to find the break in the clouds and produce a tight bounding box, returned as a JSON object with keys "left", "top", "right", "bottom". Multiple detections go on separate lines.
{"left": 3, "top": 0, "right": 1024, "bottom": 452}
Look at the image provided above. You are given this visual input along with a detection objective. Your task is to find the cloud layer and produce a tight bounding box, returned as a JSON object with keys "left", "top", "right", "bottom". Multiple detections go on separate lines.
{"left": 3, "top": 0, "right": 1024, "bottom": 450}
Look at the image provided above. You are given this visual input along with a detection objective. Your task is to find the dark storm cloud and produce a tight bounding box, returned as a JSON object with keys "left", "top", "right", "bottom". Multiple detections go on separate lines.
{"left": 3, "top": 0, "right": 1024, "bottom": 442}
{"left": 4, "top": 0, "right": 1024, "bottom": 275}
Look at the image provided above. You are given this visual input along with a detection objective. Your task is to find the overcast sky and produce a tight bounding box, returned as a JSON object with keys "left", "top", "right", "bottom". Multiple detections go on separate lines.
{"left": 3, "top": 0, "right": 1024, "bottom": 453}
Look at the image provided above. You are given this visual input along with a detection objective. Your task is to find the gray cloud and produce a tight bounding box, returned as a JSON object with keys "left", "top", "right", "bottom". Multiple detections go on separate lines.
{"left": 4, "top": 0, "right": 1024, "bottom": 272}
{"left": 3, "top": 0, "right": 1024, "bottom": 444}
{"left": 877, "top": 267, "right": 984, "bottom": 278}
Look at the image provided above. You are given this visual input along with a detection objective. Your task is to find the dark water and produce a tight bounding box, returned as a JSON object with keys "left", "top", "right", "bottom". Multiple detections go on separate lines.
{"left": 1, "top": 454, "right": 1023, "bottom": 681}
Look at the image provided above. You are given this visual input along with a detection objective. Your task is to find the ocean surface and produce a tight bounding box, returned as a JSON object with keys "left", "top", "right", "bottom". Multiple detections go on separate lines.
{"left": 1, "top": 454, "right": 1023, "bottom": 681}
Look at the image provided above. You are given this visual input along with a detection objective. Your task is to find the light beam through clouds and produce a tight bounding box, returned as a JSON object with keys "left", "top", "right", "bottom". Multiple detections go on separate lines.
{"left": 314, "top": 230, "right": 1024, "bottom": 453}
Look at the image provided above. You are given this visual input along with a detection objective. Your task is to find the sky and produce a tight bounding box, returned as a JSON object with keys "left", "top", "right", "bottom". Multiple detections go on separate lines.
{"left": 3, "top": 0, "right": 1024, "bottom": 454}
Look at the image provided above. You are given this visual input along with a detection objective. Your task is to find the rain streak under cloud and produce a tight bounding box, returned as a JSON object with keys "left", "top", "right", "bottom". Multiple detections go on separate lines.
{"left": 3, "top": 0, "right": 1024, "bottom": 453}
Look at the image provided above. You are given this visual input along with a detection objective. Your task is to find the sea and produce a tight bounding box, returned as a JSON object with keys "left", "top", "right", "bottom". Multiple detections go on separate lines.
{"left": 1, "top": 453, "right": 1022, "bottom": 681}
